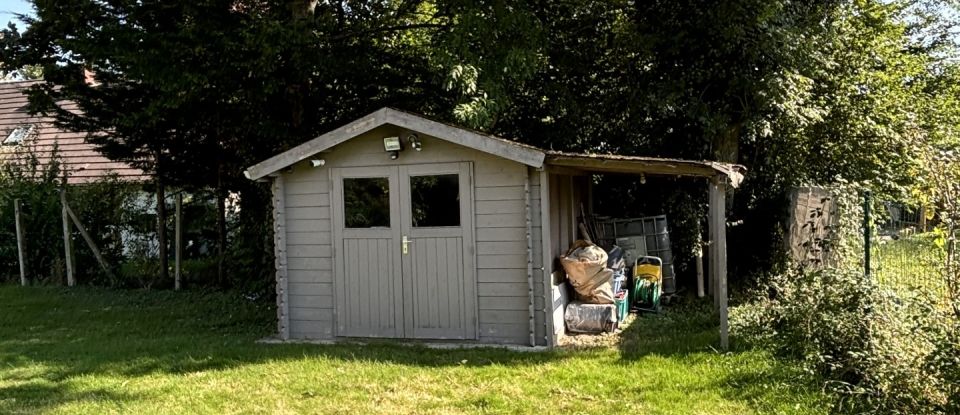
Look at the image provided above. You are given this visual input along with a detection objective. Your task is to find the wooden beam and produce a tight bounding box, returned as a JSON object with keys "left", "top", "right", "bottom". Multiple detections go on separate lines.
{"left": 696, "top": 239, "right": 705, "bottom": 298}
{"left": 175, "top": 193, "right": 182, "bottom": 291}
{"left": 547, "top": 156, "right": 719, "bottom": 178}
{"left": 64, "top": 198, "right": 114, "bottom": 280}
{"left": 543, "top": 165, "right": 589, "bottom": 177}
{"left": 538, "top": 169, "right": 556, "bottom": 347}
{"left": 272, "top": 174, "right": 291, "bottom": 340}
{"left": 14, "top": 199, "right": 26, "bottom": 286}
{"left": 709, "top": 177, "right": 729, "bottom": 351}
{"left": 60, "top": 190, "right": 74, "bottom": 287}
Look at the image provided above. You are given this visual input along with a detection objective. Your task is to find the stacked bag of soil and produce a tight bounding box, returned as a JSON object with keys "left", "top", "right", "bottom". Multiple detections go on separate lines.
{"left": 560, "top": 240, "right": 615, "bottom": 304}
{"left": 560, "top": 240, "right": 617, "bottom": 333}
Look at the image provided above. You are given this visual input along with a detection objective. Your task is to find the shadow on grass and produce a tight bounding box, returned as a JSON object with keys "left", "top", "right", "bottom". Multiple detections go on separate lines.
{"left": 0, "top": 285, "right": 829, "bottom": 413}
{"left": 0, "top": 382, "right": 145, "bottom": 414}
{"left": 0, "top": 285, "right": 571, "bottom": 379}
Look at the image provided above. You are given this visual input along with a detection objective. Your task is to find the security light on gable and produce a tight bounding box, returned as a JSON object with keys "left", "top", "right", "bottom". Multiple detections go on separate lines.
{"left": 407, "top": 133, "right": 422, "bottom": 151}
{"left": 383, "top": 136, "right": 402, "bottom": 160}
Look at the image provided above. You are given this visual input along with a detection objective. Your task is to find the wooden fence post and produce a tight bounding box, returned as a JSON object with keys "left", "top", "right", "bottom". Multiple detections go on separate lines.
{"left": 64, "top": 201, "right": 114, "bottom": 280}
{"left": 709, "top": 177, "right": 729, "bottom": 351}
{"left": 60, "top": 189, "right": 75, "bottom": 287}
{"left": 175, "top": 192, "right": 182, "bottom": 291}
{"left": 14, "top": 199, "right": 26, "bottom": 286}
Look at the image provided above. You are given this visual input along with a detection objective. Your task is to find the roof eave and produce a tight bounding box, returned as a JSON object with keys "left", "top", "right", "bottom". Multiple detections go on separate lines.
{"left": 544, "top": 153, "right": 745, "bottom": 188}
{"left": 244, "top": 108, "right": 545, "bottom": 180}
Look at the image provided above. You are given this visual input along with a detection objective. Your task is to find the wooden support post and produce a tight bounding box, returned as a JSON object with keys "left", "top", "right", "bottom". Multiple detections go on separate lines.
{"left": 14, "top": 199, "right": 26, "bottom": 286}
{"left": 60, "top": 190, "right": 75, "bottom": 287}
{"left": 708, "top": 191, "right": 717, "bottom": 302}
{"left": 175, "top": 193, "right": 182, "bottom": 291}
{"left": 709, "top": 177, "right": 729, "bottom": 351}
{"left": 695, "top": 219, "right": 705, "bottom": 298}
{"left": 524, "top": 173, "right": 536, "bottom": 347}
{"left": 272, "top": 175, "right": 290, "bottom": 340}
{"left": 920, "top": 205, "right": 928, "bottom": 233}
{"left": 696, "top": 245, "right": 705, "bottom": 298}
{"left": 539, "top": 169, "right": 556, "bottom": 347}
{"left": 64, "top": 200, "right": 114, "bottom": 280}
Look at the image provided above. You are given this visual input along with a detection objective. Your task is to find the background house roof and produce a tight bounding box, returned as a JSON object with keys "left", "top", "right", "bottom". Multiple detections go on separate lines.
{"left": 0, "top": 81, "right": 148, "bottom": 184}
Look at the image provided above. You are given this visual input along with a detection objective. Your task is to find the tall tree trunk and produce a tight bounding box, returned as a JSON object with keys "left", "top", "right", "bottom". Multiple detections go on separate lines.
{"left": 156, "top": 179, "right": 169, "bottom": 284}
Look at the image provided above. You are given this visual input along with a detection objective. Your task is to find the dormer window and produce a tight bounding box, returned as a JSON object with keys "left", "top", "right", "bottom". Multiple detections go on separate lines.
{"left": 4, "top": 125, "right": 35, "bottom": 146}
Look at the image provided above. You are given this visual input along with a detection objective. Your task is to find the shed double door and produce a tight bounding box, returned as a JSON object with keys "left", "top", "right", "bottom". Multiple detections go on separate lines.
{"left": 331, "top": 162, "right": 477, "bottom": 340}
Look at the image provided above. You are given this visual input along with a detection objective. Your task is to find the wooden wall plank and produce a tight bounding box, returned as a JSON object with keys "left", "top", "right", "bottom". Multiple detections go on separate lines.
{"left": 476, "top": 186, "right": 524, "bottom": 201}
{"left": 289, "top": 295, "right": 334, "bottom": 310}
{"left": 287, "top": 232, "right": 332, "bottom": 246}
{"left": 477, "top": 254, "right": 527, "bottom": 269}
{"left": 477, "top": 269, "right": 526, "bottom": 283}
{"left": 476, "top": 214, "right": 526, "bottom": 228}
{"left": 287, "top": 282, "right": 334, "bottom": 296}
{"left": 288, "top": 269, "right": 333, "bottom": 283}
{"left": 286, "top": 206, "right": 330, "bottom": 220}
{"left": 287, "top": 245, "right": 332, "bottom": 258}
{"left": 478, "top": 282, "right": 529, "bottom": 296}
{"left": 288, "top": 257, "right": 332, "bottom": 270}
{"left": 477, "top": 241, "right": 528, "bottom": 255}
{"left": 476, "top": 227, "right": 526, "bottom": 242}
{"left": 476, "top": 200, "right": 525, "bottom": 215}
{"left": 479, "top": 296, "right": 528, "bottom": 310}
{"left": 286, "top": 193, "right": 330, "bottom": 207}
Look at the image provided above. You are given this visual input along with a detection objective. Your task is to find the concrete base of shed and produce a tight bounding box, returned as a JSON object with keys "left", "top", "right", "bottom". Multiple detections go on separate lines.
{"left": 256, "top": 336, "right": 550, "bottom": 352}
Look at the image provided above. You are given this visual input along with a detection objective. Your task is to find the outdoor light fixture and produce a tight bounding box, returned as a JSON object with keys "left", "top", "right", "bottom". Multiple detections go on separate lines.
{"left": 640, "top": 174, "right": 647, "bottom": 184}
{"left": 407, "top": 133, "right": 422, "bottom": 151}
{"left": 383, "top": 136, "right": 402, "bottom": 160}
{"left": 310, "top": 159, "right": 325, "bottom": 168}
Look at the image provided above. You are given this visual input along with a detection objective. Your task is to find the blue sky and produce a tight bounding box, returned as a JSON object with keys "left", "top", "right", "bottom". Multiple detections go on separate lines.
{"left": 0, "top": 0, "right": 32, "bottom": 30}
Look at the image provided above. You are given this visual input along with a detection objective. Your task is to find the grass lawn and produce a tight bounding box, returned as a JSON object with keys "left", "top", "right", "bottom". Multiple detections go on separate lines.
{"left": 0, "top": 285, "right": 832, "bottom": 414}
{"left": 874, "top": 233, "right": 949, "bottom": 299}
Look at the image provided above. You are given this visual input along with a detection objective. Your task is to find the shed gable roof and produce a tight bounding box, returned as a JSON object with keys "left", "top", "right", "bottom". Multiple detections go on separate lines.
{"left": 244, "top": 107, "right": 746, "bottom": 187}
{"left": 243, "top": 108, "right": 546, "bottom": 180}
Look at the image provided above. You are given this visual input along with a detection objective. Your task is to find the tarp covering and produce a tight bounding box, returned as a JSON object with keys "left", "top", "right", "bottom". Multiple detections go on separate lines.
{"left": 560, "top": 240, "right": 615, "bottom": 304}
{"left": 564, "top": 301, "right": 618, "bottom": 333}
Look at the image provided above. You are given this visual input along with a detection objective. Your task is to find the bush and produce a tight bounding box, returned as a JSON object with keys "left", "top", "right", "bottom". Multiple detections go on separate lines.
{"left": 0, "top": 143, "right": 71, "bottom": 283}
{"left": 732, "top": 268, "right": 956, "bottom": 414}
{"left": 0, "top": 142, "right": 272, "bottom": 291}
{"left": 0, "top": 143, "right": 149, "bottom": 286}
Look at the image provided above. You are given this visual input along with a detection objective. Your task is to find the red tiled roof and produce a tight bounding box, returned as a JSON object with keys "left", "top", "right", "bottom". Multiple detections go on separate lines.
{"left": 0, "top": 80, "right": 148, "bottom": 184}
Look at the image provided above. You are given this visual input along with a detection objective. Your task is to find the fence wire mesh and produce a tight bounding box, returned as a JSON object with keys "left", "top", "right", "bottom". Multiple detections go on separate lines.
{"left": 869, "top": 201, "right": 950, "bottom": 300}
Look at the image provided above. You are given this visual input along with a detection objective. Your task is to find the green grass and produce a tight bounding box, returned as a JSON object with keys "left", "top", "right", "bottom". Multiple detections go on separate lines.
{"left": 874, "top": 233, "right": 949, "bottom": 297}
{"left": 0, "top": 285, "right": 833, "bottom": 414}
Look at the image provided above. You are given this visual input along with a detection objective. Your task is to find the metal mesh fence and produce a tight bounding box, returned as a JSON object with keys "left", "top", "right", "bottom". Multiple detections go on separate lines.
{"left": 869, "top": 201, "right": 950, "bottom": 299}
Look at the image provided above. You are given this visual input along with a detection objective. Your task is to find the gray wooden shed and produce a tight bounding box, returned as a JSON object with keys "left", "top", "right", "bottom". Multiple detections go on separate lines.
{"left": 245, "top": 108, "right": 744, "bottom": 348}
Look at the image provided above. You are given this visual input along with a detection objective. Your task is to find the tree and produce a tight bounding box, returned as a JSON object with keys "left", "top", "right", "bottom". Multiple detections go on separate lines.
{"left": 3, "top": 0, "right": 956, "bottom": 288}
{"left": 0, "top": 0, "right": 544, "bottom": 286}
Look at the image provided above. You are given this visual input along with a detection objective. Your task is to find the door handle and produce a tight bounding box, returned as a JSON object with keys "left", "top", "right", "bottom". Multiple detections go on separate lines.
{"left": 402, "top": 235, "right": 410, "bottom": 255}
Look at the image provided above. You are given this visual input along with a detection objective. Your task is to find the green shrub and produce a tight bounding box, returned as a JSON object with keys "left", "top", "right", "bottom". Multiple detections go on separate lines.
{"left": 732, "top": 268, "right": 956, "bottom": 414}
{"left": 0, "top": 143, "right": 70, "bottom": 283}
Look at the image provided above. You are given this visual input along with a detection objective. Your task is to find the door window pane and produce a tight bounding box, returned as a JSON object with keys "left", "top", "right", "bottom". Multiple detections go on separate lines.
{"left": 343, "top": 177, "right": 390, "bottom": 228}
{"left": 410, "top": 174, "right": 460, "bottom": 227}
